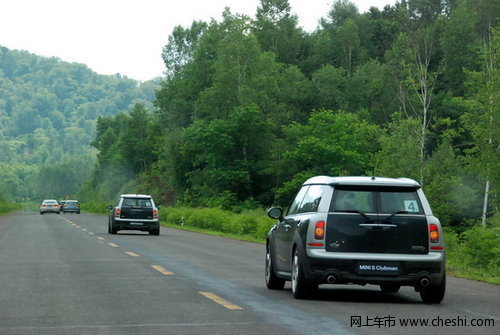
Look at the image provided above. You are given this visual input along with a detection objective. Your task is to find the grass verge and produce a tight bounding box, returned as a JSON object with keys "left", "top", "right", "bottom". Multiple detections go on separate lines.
{"left": 0, "top": 202, "right": 19, "bottom": 215}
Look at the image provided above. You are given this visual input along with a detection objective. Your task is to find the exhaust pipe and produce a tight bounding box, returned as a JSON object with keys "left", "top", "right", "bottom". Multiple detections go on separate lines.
{"left": 419, "top": 277, "right": 430, "bottom": 287}
{"left": 326, "top": 275, "right": 337, "bottom": 284}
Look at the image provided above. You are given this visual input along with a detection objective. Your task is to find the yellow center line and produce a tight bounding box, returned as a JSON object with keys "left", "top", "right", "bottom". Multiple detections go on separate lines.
{"left": 108, "top": 242, "right": 119, "bottom": 247}
{"left": 151, "top": 265, "right": 174, "bottom": 275}
{"left": 82, "top": 228, "right": 87, "bottom": 232}
{"left": 97, "top": 237, "right": 105, "bottom": 241}
{"left": 198, "top": 292, "right": 243, "bottom": 310}
{"left": 89, "top": 232, "right": 95, "bottom": 235}
{"left": 125, "top": 251, "right": 140, "bottom": 257}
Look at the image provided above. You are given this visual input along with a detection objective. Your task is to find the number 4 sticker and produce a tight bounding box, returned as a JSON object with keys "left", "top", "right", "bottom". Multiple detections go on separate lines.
{"left": 404, "top": 200, "right": 419, "bottom": 212}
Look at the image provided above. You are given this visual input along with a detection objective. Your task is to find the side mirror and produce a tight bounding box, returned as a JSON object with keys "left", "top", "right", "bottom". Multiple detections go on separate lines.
{"left": 267, "top": 207, "right": 283, "bottom": 220}
{"left": 107, "top": 205, "right": 113, "bottom": 210}
{"left": 157, "top": 206, "right": 161, "bottom": 210}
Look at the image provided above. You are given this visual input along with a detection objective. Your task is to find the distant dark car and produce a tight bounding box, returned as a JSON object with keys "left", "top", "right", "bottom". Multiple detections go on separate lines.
{"left": 40, "top": 199, "right": 60, "bottom": 214}
{"left": 265, "top": 176, "right": 446, "bottom": 303}
{"left": 59, "top": 200, "right": 66, "bottom": 212}
{"left": 62, "top": 200, "right": 80, "bottom": 214}
{"left": 108, "top": 194, "right": 160, "bottom": 235}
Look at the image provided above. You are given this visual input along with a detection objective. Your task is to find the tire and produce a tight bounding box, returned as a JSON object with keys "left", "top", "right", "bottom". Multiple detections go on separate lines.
{"left": 149, "top": 226, "right": 160, "bottom": 236}
{"left": 380, "top": 284, "right": 401, "bottom": 293}
{"left": 265, "top": 244, "right": 285, "bottom": 290}
{"left": 110, "top": 221, "right": 118, "bottom": 235}
{"left": 291, "top": 249, "right": 316, "bottom": 299}
{"left": 420, "top": 275, "right": 446, "bottom": 304}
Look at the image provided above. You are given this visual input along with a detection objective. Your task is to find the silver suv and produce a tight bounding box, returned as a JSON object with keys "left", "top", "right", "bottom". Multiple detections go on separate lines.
{"left": 265, "top": 176, "right": 445, "bottom": 303}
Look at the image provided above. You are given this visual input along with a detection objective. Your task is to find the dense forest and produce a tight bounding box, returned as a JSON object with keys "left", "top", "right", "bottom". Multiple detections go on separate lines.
{"left": 1, "top": 0, "right": 498, "bottom": 231}
{"left": 82, "top": 0, "right": 499, "bottom": 229}
{"left": 0, "top": 47, "right": 158, "bottom": 200}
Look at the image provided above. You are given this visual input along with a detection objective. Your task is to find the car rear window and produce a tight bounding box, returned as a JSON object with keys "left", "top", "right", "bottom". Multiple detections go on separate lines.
{"left": 122, "top": 198, "right": 152, "bottom": 207}
{"left": 330, "top": 186, "right": 423, "bottom": 214}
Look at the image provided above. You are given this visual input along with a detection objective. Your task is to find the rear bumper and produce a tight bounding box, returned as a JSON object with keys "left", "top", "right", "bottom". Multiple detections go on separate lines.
{"left": 40, "top": 208, "right": 60, "bottom": 213}
{"left": 303, "top": 249, "right": 445, "bottom": 287}
{"left": 112, "top": 218, "right": 159, "bottom": 231}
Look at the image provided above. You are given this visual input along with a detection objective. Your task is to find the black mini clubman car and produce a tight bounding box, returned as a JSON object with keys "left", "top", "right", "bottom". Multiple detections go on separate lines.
{"left": 108, "top": 194, "right": 160, "bottom": 235}
{"left": 265, "top": 176, "right": 446, "bottom": 303}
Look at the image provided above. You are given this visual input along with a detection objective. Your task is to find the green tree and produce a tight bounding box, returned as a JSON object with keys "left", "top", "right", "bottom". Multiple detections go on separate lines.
{"left": 253, "top": 0, "right": 305, "bottom": 65}
{"left": 161, "top": 21, "right": 208, "bottom": 78}
{"left": 461, "top": 27, "right": 499, "bottom": 225}
{"left": 180, "top": 105, "right": 274, "bottom": 205}
{"left": 311, "top": 65, "right": 347, "bottom": 111}
{"left": 376, "top": 116, "right": 421, "bottom": 181}
{"left": 115, "top": 104, "right": 157, "bottom": 174}
{"left": 337, "top": 18, "right": 361, "bottom": 75}
{"left": 276, "top": 110, "right": 381, "bottom": 204}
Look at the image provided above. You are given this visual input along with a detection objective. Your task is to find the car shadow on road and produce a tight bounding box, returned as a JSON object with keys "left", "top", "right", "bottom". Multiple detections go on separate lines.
{"left": 112, "top": 232, "right": 157, "bottom": 237}
{"left": 286, "top": 286, "right": 421, "bottom": 304}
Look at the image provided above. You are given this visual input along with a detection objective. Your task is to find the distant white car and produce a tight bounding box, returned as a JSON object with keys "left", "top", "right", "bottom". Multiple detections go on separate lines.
{"left": 40, "top": 199, "right": 60, "bottom": 214}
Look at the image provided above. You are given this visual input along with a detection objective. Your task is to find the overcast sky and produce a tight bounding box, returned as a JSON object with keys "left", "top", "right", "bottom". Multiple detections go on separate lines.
{"left": 0, "top": 0, "right": 396, "bottom": 81}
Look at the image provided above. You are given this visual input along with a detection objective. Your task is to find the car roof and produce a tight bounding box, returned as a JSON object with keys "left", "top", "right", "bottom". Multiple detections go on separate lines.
{"left": 42, "top": 199, "right": 58, "bottom": 203}
{"left": 120, "top": 194, "right": 152, "bottom": 198}
{"left": 303, "top": 176, "right": 420, "bottom": 188}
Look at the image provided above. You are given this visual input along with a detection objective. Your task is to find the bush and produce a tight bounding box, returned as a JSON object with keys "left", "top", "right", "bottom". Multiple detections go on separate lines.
{"left": 444, "top": 226, "right": 500, "bottom": 282}
{"left": 460, "top": 226, "right": 500, "bottom": 275}
{"left": 160, "top": 206, "right": 274, "bottom": 240}
{"left": 0, "top": 201, "right": 18, "bottom": 215}
{"left": 80, "top": 201, "right": 109, "bottom": 214}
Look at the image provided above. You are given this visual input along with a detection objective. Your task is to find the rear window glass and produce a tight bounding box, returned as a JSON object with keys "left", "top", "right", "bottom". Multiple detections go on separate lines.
{"left": 331, "top": 190, "right": 375, "bottom": 213}
{"left": 122, "top": 198, "right": 152, "bottom": 207}
{"left": 330, "top": 187, "right": 423, "bottom": 214}
{"left": 379, "top": 191, "right": 422, "bottom": 214}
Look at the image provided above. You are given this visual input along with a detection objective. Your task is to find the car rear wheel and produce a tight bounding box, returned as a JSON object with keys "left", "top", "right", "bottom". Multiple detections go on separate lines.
{"left": 110, "top": 221, "right": 117, "bottom": 235}
{"left": 291, "top": 249, "right": 316, "bottom": 299}
{"left": 420, "top": 274, "right": 446, "bottom": 304}
{"left": 265, "top": 244, "right": 285, "bottom": 290}
{"left": 149, "top": 227, "right": 160, "bottom": 236}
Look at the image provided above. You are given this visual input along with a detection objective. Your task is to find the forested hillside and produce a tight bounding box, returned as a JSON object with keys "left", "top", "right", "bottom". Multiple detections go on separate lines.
{"left": 0, "top": 47, "right": 158, "bottom": 200}
{"left": 83, "top": 0, "right": 499, "bottom": 229}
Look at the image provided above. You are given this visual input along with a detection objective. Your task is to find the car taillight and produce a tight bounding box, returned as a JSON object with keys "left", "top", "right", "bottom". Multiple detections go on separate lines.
{"left": 41, "top": 205, "right": 46, "bottom": 207}
{"left": 114, "top": 208, "right": 121, "bottom": 217}
{"left": 76, "top": 204, "right": 80, "bottom": 207}
{"left": 153, "top": 209, "right": 158, "bottom": 219}
{"left": 429, "top": 224, "right": 439, "bottom": 243}
{"left": 314, "top": 221, "right": 325, "bottom": 240}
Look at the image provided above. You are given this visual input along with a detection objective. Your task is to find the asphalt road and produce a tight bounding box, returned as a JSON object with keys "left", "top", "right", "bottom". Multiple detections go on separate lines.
{"left": 0, "top": 211, "right": 498, "bottom": 335}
